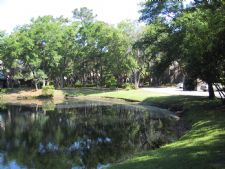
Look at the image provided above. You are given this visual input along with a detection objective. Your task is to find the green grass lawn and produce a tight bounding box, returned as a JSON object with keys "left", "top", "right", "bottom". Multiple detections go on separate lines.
{"left": 109, "top": 96, "right": 225, "bottom": 169}
{"left": 63, "top": 88, "right": 169, "bottom": 100}
{"left": 64, "top": 88, "right": 225, "bottom": 169}
{"left": 92, "top": 89, "right": 169, "bottom": 101}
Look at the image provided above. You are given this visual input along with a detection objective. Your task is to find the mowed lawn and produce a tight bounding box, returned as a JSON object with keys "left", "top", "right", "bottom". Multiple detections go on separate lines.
{"left": 109, "top": 96, "right": 225, "bottom": 169}
{"left": 64, "top": 88, "right": 169, "bottom": 100}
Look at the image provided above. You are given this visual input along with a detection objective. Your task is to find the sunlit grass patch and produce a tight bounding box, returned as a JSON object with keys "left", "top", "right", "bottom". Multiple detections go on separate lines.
{"left": 108, "top": 93, "right": 225, "bottom": 169}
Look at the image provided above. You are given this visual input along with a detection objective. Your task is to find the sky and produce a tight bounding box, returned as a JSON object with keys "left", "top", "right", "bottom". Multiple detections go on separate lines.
{"left": 0, "top": 0, "right": 143, "bottom": 33}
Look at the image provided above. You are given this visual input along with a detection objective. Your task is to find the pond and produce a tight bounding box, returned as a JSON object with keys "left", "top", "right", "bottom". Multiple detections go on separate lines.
{"left": 0, "top": 99, "right": 179, "bottom": 169}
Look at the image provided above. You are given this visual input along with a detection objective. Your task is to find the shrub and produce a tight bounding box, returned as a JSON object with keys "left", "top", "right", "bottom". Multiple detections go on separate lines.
{"left": 122, "top": 83, "right": 136, "bottom": 90}
{"left": 0, "top": 89, "right": 7, "bottom": 94}
{"left": 105, "top": 75, "right": 117, "bottom": 88}
{"left": 74, "top": 80, "right": 82, "bottom": 88}
{"left": 84, "top": 84, "right": 96, "bottom": 87}
{"left": 42, "top": 85, "right": 55, "bottom": 97}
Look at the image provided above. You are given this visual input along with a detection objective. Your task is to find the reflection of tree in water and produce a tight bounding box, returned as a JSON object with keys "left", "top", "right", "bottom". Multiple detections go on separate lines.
{"left": 0, "top": 103, "right": 178, "bottom": 169}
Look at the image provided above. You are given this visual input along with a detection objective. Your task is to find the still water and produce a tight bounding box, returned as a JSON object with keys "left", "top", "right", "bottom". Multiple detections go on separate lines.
{"left": 0, "top": 100, "right": 178, "bottom": 169}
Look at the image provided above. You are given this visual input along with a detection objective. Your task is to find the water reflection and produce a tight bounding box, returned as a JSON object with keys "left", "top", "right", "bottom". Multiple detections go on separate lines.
{"left": 0, "top": 100, "right": 178, "bottom": 169}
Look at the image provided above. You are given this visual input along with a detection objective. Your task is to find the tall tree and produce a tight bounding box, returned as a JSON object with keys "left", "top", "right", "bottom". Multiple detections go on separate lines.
{"left": 73, "top": 7, "right": 96, "bottom": 24}
{"left": 139, "top": 0, "right": 225, "bottom": 100}
{"left": 118, "top": 20, "right": 144, "bottom": 88}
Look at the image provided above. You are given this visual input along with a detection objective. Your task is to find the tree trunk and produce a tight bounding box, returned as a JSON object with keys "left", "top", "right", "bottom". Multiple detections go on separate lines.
{"left": 42, "top": 80, "right": 46, "bottom": 87}
{"left": 134, "top": 70, "right": 140, "bottom": 89}
{"left": 214, "top": 83, "right": 225, "bottom": 104}
{"left": 208, "top": 82, "right": 215, "bottom": 99}
{"left": 6, "top": 78, "right": 9, "bottom": 88}
{"left": 100, "top": 65, "right": 103, "bottom": 87}
{"left": 60, "top": 74, "right": 64, "bottom": 89}
{"left": 34, "top": 81, "right": 38, "bottom": 90}
{"left": 149, "top": 76, "right": 152, "bottom": 87}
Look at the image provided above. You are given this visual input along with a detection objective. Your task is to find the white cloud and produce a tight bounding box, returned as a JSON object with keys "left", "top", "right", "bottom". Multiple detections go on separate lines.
{"left": 0, "top": 0, "right": 143, "bottom": 32}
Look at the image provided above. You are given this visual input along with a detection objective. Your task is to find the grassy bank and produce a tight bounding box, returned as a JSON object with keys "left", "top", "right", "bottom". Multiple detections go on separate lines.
{"left": 93, "top": 91, "right": 225, "bottom": 169}
{"left": 66, "top": 88, "right": 225, "bottom": 169}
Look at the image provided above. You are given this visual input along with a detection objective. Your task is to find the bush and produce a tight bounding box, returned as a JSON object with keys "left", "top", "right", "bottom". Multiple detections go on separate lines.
{"left": 84, "top": 84, "right": 96, "bottom": 87}
{"left": 0, "top": 88, "right": 7, "bottom": 94}
{"left": 122, "top": 83, "right": 136, "bottom": 90}
{"left": 74, "top": 80, "right": 82, "bottom": 88}
{"left": 42, "top": 85, "right": 55, "bottom": 97}
{"left": 105, "top": 75, "right": 117, "bottom": 88}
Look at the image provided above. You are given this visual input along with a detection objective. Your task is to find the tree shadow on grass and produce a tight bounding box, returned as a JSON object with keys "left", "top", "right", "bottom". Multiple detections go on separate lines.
{"left": 141, "top": 95, "right": 223, "bottom": 120}
{"left": 112, "top": 121, "right": 225, "bottom": 169}
{"left": 62, "top": 87, "right": 117, "bottom": 97}
{"left": 141, "top": 95, "right": 211, "bottom": 108}
{"left": 111, "top": 95, "right": 225, "bottom": 169}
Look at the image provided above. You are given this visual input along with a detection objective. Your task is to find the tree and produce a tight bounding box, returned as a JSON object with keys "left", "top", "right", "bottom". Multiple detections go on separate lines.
{"left": 136, "top": 18, "right": 173, "bottom": 86}
{"left": 139, "top": 0, "right": 184, "bottom": 23}
{"left": 29, "top": 16, "right": 65, "bottom": 87}
{"left": 139, "top": 0, "right": 225, "bottom": 101}
{"left": 73, "top": 7, "right": 96, "bottom": 24}
{"left": 56, "top": 22, "right": 80, "bottom": 88}
{"left": 11, "top": 25, "right": 45, "bottom": 89}
{"left": 118, "top": 20, "right": 144, "bottom": 88}
{"left": 74, "top": 20, "right": 132, "bottom": 87}
{"left": 0, "top": 16, "right": 67, "bottom": 89}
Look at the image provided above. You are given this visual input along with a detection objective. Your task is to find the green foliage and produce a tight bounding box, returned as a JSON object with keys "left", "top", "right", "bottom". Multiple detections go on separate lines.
{"left": 0, "top": 88, "right": 7, "bottom": 94}
{"left": 0, "top": 8, "right": 141, "bottom": 89}
{"left": 42, "top": 85, "right": 55, "bottom": 97}
{"left": 122, "top": 83, "right": 136, "bottom": 90}
{"left": 139, "top": 0, "right": 225, "bottom": 99}
{"left": 105, "top": 74, "right": 117, "bottom": 88}
{"left": 139, "top": 0, "right": 183, "bottom": 23}
{"left": 2, "top": 2, "right": 224, "bottom": 100}
{"left": 74, "top": 80, "right": 82, "bottom": 88}
{"left": 73, "top": 7, "right": 96, "bottom": 24}
{"left": 109, "top": 95, "right": 225, "bottom": 169}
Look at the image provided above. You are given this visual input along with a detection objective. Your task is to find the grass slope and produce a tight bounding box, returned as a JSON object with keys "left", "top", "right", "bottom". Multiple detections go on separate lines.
{"left": 65, "top": 88, "right": 225, "bottom": 169}
{"left": 101, "top": 93, "right": 225, "bottom": 169}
